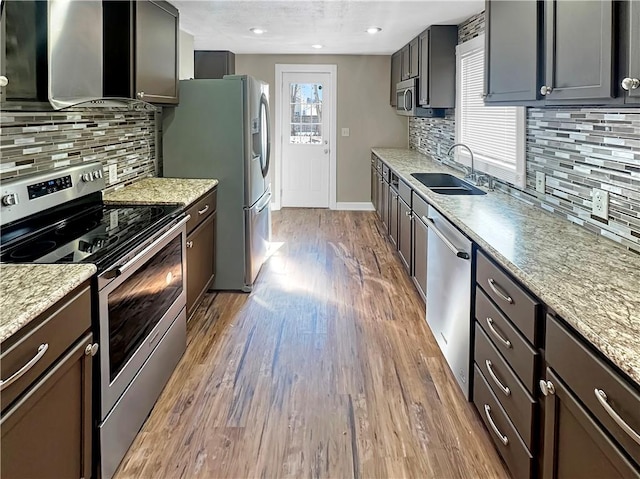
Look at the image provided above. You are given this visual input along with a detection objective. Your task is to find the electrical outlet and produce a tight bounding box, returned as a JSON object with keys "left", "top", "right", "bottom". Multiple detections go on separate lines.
{"left": 592, "top": 188, "right": 609, "bottom": 220}
{"left": 535, "top": 172, "right": 546, "bottom": 193}
{"left": 109, "top": 164, "right": 118, "bottom": 182}
{"left": 341, "top": 128, "right": 350, "bottom": 137}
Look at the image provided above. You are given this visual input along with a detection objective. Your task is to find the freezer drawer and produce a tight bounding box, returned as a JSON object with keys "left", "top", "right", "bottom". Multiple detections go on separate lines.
{"left": 244, "top": 187, "right": 271, "bottom": 290}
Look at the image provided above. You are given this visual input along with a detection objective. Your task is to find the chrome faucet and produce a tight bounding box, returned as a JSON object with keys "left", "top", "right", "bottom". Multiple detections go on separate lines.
{"left": 447, "top": 143, "right": 476, "bottom": 181}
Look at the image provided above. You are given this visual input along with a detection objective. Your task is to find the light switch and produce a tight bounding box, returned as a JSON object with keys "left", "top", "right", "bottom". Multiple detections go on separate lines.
{"left": 341, "top": 128, "right": 350, "bottom": 137}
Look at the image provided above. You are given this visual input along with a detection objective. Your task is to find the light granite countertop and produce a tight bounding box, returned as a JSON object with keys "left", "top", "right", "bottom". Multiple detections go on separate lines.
{"left": 372, "top": 147, "right": 640, "bottom": 386}
{"left": 0, "top": 264, "right": 97, "bottom": 344}
{"left": 104, "top": 177, "right": 218, "bottom": 206}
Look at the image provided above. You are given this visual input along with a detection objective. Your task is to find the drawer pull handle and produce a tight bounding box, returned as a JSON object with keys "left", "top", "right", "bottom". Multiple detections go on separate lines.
{"left": 198, "top": 204, "right": 210, "bottom": 215}
{"left": 594, "top": 389, "right": 640, "bottom": 446}
{"left": 486, "top": 360, "right": 511, "bottom": 397}
{"left": 486, "top": 317, "right": 512, "bottom": 349}
{"left": 484, "top": 404, "right": 509, "bottom": 446}
{"left": 487, "top": 278, "right": 513, "bottom": 304}
{"left": 0, "top": 343, "right": 49, "bottom": 391}
{"left": 186, "top": 240, "right": 194, "bottom": 249}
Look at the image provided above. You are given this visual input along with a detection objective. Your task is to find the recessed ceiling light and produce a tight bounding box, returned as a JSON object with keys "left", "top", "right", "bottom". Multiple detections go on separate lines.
{"left": 312, "top": 44, "right": 323, "bottom": 49}
{"left": 250, "top": 27, "right": 266, "bottom": 34}
{"left": 366, "top": 27, "right": 382, "bottom": 34}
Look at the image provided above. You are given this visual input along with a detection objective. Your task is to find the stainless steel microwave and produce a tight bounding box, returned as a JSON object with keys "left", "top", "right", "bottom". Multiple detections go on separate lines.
{"left": 396, "top": 78, "right": 445, "bottom": 118}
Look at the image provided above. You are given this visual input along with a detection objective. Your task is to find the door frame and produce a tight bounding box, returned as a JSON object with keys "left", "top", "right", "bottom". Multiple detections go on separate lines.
{"left": 274, "top": 63, "right": 337, "bottom": 210}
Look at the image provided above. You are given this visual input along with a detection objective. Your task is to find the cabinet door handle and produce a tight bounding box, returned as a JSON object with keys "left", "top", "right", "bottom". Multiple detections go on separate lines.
{"left": 484, "top": 404, "right": 509, "bottom": 446}
{"left": 486, "top": 317, "right": 512, "bottom": 349}
{"left": 186, "top": 240, "right": 194, "bottom": 248}
{"left": 621, "top": 77, "right": 640, "bottom": 91}
{"left": 198, "top": 204, "right": 209, "bottom": 215}
{"left": 0, "top": 76, "right": 8, "bottom": 87}
{"left": 540, "top": 85, "right": 553, "bottom": 95}
{"left": 0, "top": 343, "right": 49, "bottom": 391}
{"left": 487, "top": 278, "right": 513, "bottom": 304}
{"left": 84, "top": 343, "right": 99, "bottom": 357}
{"left": 137, "top": 91, "right": 145, "bottom": 99}
{"left": 594, "top": 389, "right": 640, "bottom": 446}
{"left": 485, "top": 360, "right": 511, "bottom": 397}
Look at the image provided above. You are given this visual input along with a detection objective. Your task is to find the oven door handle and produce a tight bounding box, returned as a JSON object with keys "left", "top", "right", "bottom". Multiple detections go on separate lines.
{"left": 103, "top": 214, "right": 190, "bottom": 280}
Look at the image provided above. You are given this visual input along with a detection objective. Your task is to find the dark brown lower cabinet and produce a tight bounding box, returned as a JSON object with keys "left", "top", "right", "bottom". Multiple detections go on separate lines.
{"left": 541, "top": 368, "right": 640, "bottom": 479}
{"left": 186, "top": 212, "right": 216, "bottom": 318}
{"left": 389, "top": 188, "right": 399, "bottom": 247}
{"left": 398, "top": 198, "right": 412, "bottom": 273}
{"left": 411, "top": 214, "right": 427, "bottom": 300}
{"left": 1, "top": 333, "right": 94, "bottom": 479}
{"left": 185, "top": 188, "right": 218, "bottom": 319}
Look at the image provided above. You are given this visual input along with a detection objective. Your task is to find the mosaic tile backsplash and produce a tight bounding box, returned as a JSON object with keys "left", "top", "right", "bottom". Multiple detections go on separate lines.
{"left": 0, "top": 108, "right": 159, "bottom": 194}
{"left": 409, "top": 11, "right": 640, "bottom": 253}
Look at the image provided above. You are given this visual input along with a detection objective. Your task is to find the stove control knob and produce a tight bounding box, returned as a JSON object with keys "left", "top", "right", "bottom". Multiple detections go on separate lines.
{"left": 92, "top": 170, "right": 103, "bottom": 180}
{"left": 2, "top": 193, "right": 19, "bottom": 206}
{"left": 82, "top": 173, "right": 92, "bottom": 182}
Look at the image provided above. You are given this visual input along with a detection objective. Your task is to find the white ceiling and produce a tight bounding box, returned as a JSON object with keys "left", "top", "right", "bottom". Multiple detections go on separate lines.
{"left": 174, "top": 0, "right": 484, "bottom": 55}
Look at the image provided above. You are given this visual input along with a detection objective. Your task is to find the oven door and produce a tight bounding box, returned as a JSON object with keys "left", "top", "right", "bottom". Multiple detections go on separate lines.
{"left": 97, "top": 215, "right": 189, "bottom": 419}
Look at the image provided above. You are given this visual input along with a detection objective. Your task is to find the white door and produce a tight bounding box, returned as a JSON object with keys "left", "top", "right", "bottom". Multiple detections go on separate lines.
{"left": 281, "top": 72, "right": 332, "bottom": 208}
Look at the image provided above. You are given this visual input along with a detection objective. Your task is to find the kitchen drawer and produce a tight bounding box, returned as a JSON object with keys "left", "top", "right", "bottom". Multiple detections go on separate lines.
{"left": 185, "top": 188, "right": 217, "bottom": 235}
{"left": 476, "top": 287, "right": 539, "bottom": 394}
{"left": 412, "top": 191, "right": 429, "bottom": 223}
{"left": 475, "top": 322, "right": 536, "bottom": 450}
{"left": 382, "top": 164, "right": 390, "bottom": 182}
{"left": 477, "top": 250, "right": 541, "bottom": 344}
{"left": 399, "top": 179, "right": 412, "bottom": 207}
{"left": 376, "top": 157, "right": 383, "bottom": 171}
{"left": 1, "top": 285, "right": 92, "bottom": 412}
{"left": 546, "top": 315, "right": 640, "bottom": 465}
{"left": 473, "top": 365, "right": 534, "bottom": 479}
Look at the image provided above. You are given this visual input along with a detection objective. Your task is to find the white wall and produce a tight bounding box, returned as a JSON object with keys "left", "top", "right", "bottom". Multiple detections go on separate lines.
{"left": 179, "top": 30, "right": 194, "bottom": 80}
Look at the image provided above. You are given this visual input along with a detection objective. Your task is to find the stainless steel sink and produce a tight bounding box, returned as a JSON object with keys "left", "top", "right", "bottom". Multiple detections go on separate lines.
{"left": 410, "top": 173, "right": 486, "bottom": 195}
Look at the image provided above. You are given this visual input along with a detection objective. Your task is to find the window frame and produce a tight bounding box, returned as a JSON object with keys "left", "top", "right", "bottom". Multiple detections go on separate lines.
{"left": 454, "top": 34, "right": 527, "bottom": 188}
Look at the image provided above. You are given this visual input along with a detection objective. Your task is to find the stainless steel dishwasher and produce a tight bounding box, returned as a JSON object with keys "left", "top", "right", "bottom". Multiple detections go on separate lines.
{"left": 425, "top": 205, "right": 472, "bottom": 398}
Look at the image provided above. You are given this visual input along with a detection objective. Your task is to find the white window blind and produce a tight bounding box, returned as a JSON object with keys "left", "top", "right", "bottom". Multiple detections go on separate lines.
{"left": 455, "top": 35, "right": 526, "bottom": 187}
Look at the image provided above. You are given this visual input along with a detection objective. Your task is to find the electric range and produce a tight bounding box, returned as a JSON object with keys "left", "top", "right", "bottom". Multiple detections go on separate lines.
{"left": 0, "top": 163, "right": 189, "bottom": 479}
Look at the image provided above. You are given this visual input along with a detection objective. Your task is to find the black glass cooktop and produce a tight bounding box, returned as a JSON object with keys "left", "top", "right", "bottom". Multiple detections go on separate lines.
{"left": 0, "top": 202, "right": 183, "bottom": 272}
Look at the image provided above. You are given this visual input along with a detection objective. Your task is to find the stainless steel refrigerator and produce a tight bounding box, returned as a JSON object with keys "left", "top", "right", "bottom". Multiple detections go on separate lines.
{"left": 163, "top": 75, "right": 271, "bottom": 291}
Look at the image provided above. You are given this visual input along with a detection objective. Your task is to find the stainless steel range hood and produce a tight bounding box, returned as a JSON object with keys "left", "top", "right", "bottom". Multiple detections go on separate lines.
{"left": 0, "top": 0, "right": 138, "bottom": 110}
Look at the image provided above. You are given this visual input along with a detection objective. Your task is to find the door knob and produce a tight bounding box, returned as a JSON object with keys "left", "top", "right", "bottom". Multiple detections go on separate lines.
{"left": 539, "top": 379, "right": 556, "bottom": 396}
{"left": 540, "top": 85, "right": 553, "bottom": 96}
{"left": 621, "top": 77, "right": 640, "bottom": 91}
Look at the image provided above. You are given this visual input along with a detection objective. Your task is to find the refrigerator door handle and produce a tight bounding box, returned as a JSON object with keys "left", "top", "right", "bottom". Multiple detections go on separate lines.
{"left": 257, "top": 192, "right": 272, "bottom": 213}
{"left": 260, "top": 93, "right": 271, "bottom": 178}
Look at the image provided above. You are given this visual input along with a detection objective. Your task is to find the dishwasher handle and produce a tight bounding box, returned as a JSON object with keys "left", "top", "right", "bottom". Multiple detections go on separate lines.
{"left": 423, "top": 216, "right": 470, "bottom": 260}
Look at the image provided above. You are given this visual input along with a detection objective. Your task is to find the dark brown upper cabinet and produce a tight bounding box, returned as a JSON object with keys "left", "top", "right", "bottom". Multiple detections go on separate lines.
{"left": 390, "top": 51, "right": 402, "bottom": 106}
{"left": 542, "top": 0, "right": 615, "bottom": 103}
{"left": 103, "top": 0, "right": 179, "bottom": 105}
{"left": 484, "top": 1, "right": 544, "bottom": 103}
{"left": 400, "top": 39, "right": 419, "bottom": 81}
{"left": 418, "top": 25, "right": 458, "bottom": 108}
{"left": 194, "top": 50, "right": 236, "bottom": 79}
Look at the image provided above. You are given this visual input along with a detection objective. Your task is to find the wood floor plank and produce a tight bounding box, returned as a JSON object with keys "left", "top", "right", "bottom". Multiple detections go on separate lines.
{"left": 113, "top": 209, "right": 509, "bottom": 479}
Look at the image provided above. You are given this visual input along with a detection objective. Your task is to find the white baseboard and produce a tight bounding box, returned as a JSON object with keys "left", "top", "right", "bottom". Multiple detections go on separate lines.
{"left": 335, "top": 202, "right": 375, "bottom": 211}
{"left": 271, "top": 201, "right": 281, "bottom": 211}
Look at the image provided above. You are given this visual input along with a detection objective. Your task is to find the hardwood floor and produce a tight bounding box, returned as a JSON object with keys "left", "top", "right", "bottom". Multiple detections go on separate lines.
{"left": 114, "top": 209, "right": 509, "bottom": 479}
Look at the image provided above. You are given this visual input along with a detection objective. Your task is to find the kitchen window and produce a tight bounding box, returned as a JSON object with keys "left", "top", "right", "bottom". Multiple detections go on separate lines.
{"left": 455, "top": 35, "right": 526, "bottom": 188}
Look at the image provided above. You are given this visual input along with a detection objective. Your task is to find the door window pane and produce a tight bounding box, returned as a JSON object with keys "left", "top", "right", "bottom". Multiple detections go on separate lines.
{"left": 289, "top": 83, "right": 323, "bottom": 144}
